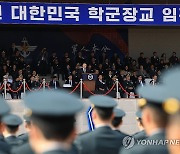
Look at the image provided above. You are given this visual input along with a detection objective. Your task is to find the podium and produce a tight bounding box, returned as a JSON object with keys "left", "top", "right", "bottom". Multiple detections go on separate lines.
{"left": 82, "top": 73, "right": 98, "bottom": 91}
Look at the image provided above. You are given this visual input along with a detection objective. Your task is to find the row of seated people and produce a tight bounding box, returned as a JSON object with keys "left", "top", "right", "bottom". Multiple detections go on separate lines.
{"left": 95, "top": 73, "right": 158, "bottom": 98}
{"left": 0, "top": 71, "right": 158, "bottom": 99}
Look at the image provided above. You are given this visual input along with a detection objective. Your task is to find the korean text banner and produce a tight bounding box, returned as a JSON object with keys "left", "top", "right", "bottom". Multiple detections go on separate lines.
{"left": 0, "top": 2, "right": 180, "bottom": 25}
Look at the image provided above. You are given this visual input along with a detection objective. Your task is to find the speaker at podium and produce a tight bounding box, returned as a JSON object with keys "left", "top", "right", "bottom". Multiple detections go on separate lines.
{"left": 82, "top": 73, "right": 98, "bottom": 91}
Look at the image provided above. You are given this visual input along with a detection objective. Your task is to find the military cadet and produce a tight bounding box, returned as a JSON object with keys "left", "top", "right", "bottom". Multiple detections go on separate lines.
{"left": 23, "top": 90, "right": 83, "bottom": 154}
{"left": 12, "top": 115, "right": 34, "bottom": 154}
{"left": 159, "top": 68, "right": 180, "bottom": 154}
{"left": 0, "top": 97, "right": 11, "bottom": 154}
{"left": 2, "top": 114, "right": 23, "bottom": 147}
{"left": 18, "top": 115, "right": 31, "bottom": 143}
{"left": 120, "top": 85, "right": 170, "bottom": 154}
{"left": 133, "top": 110, "right": 147, "bottom": 140}
{"left": 75, "top": 95, "right": 124, "bottom": 154}
{"left": 111, "top": 108, "right": 127, "bottom": 138}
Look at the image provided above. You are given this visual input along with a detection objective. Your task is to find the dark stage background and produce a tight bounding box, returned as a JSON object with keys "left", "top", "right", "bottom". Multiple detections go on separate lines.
{"left": 0, "top": 25, "right": 128, "bottom": 63}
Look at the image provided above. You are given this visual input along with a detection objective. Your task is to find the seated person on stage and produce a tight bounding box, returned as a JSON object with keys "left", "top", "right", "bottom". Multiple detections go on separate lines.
{"left": 4, "top": 74, "right": 16, "bottom": 99}
{"left": 49, "top": 75, "right": 60, "bottom": 89}
{"left": 95, "top": 74, "right": 107, "bottom": 92}
{"left": 137, "top": 65, "right": 148, "bottom": 78}
{"left": 15, "top": 74, "right": 23, "bottom": 99}
{"left": 87, "top": 64, "right": 94, "bottom": 73}
{"left": 30, "top": 75, "right": 40, "bottom": 90}
{"left": 134, "top": 75, "right": 145, "bottom": 98}
{"left": 65, "top": 75, "right": 75, "bottom": 87}
{"left": 124, "top": 74, "right": 135, "bottom": 97}
{"left": 72, "top": 70, "right": 80, "bottom": 86}
{"left": 105, "top": 70, "right": 114, "bottom": 89}
{"left": 135, "top": 75, "right": 145, "bottom": 88}
{"left": 149, "top": 74, "right": 158, "bottom": 85}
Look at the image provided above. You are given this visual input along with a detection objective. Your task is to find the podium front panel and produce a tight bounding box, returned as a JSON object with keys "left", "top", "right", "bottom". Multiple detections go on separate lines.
{"left": 82, "top": 73, "right": 98, "bottom": 81}
{"left": 83, "top": 81, "right": 95, "bottom": 91}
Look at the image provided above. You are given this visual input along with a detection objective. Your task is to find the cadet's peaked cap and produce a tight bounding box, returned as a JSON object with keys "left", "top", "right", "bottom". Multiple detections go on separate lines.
{"left": 2, "top": 114, "right": 22, "bottom": 126}
{"left": 24, "top": 90, "right": 84, "bottom": 116}
{"left": 137, "top": 85, "right": 167, "bottom": 103}
{"left": 89, "top": 95, "right": 117, "bottom": 108}
{"left": 114, "top": 108, "right": 126, "bottom": 118}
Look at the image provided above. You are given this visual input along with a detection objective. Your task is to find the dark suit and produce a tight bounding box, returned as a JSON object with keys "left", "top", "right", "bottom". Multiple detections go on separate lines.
{"left": 95, "top": 80, "right": 107, "bottom": 91}
{"left": 12, "top": 142, "right": 34, "bottom": 154}
{"left": 123, "top": 80, "right": 135, "bottom": 98}
{"left": 5, "top": 136, "right": 23, "bottom": 147}
{"left": 0, "top": 135, "right": 11, "bottom": 154}
{"left": 87, "top": 68, "right": 94, "bottom": 73}
{"left": 135, "top": 80, "right": 145, "bottom": 97}
{"left": 64, "top": 68, "right": 72, "bottom": 80}
{"left": 30, "top": 81, "right": 40, "bottom": 90}
{"left": 151, "top": 56, "right": 159, "bottom": 67}
{"left": 120, "top": 131, "right": 169, "bottom": 154}
{"left": 75, "top": 126, "right": 124, "bottom": 154}
{"left": 78, "top": 68, "right": 87, "bottom": 79}
{"left": 15, "top": 81, "right": 23, "bottom": 99}
{"left": 18, "top": 133, "right": 29, "bottom": 143}
{"left": 133, "top": 130, "right": 147, "bottom": 141}
{"left": 135, "top": 80, "right": 145, "bottom": 87}
{"left": 169, "top": 55, "right": 179, "bottom": 65}
{"left": 138, "top": 57, "right": 146, "bottom": 67}
{"left": 49, "top": 80, "right": 60, "bottom": 89}
{"left": 114, "top": 130, "right": 128, "bottom": 139}
{"left": 105, "top": 75, "right": 113, "bottom": 89}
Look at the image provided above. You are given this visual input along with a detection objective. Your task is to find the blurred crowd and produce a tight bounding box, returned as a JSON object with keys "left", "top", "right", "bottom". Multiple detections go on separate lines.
{"left": 0, "top": 43, "right": 179, "bottom": 98}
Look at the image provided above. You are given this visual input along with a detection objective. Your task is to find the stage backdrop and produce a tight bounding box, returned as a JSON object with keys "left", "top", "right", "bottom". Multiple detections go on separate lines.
{"left": 0, "top": 26, "right": 128, "bottom": 62}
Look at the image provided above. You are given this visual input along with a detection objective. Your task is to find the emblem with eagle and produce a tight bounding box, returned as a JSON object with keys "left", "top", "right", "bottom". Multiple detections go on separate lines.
{"left": 16, "top": 37, "right": 37, "bottom": 58}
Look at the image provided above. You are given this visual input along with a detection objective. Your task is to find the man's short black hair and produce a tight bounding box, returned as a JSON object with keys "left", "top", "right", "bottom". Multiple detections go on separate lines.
{"left": 137, "top": 118, "right": 143, "bottom": 126}
{"left": 31, "top": 115, "right": 75, "bottom": 140}
{"left": 94, "top": 107, "right": 113, "bottom": 121}
{"left": 6, "top": 125, "right": 19, "bottom": 134}
{"left": 112, "top": 117, "right": 122, "bottom": 127}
